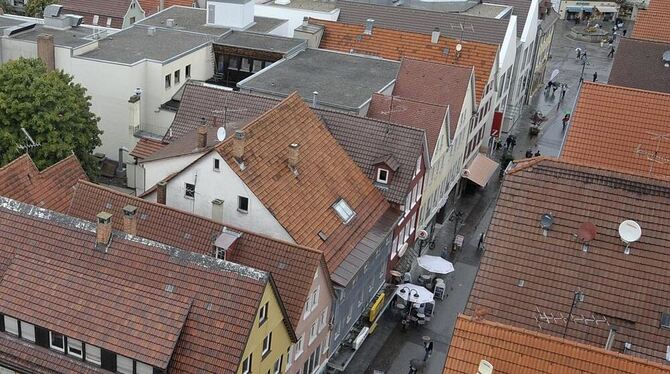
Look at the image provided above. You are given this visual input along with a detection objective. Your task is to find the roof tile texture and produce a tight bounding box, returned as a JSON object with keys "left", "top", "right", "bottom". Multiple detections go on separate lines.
{"left": 130, "top": 138, "right": 166, "bottom": 159}
{"left": 608, "top": 38, "right": 670, "bottom": 94}
{"left": 561, "top": 83, "right": 670, "bottom": 181}
{"left": 215, "top": 93, "right": 390, "bottom": 272}
{"left": 311, "top": 19, "right": 497, "bottom": 101}
{"left": 59, "top": 0, "right": 131, "bottom": 27}
{"left": 631, "top": 0, "right": 670, "bottom": 43}
{"left": 445, "top": 315, "right": 670, "bottom": 374}
{"left": 0, "top": 154, "right": 87, "bottom": 213}
{"left": 68, "top": 181, "right": 322, "bottom": 330}
{"left": 466, "top": 159, "right": 670, "bottom": 364}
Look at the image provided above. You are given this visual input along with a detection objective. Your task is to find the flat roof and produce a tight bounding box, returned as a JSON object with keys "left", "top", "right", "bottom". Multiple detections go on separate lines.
{"left": 78, "top": 25, "right": 212, "bottom": 64}
{"left": 238, "top": 49, "right": 399, "bottom": 110}
{"left": 0, "top": 16, "right": 25, "bottom": 29}
{"left": 260, "top": 0, "right": 337, "bottom": 12}
{"left": 8, "top": 23, "right": 99, "bottom": 48}
{"left": 215, "top": 31, "right": 305, "bottom": 54}
{"left": 342, "top": 0, "right": 479, "bottom": 12}
{"left": 463, "top": 3, "right": 511, "bottom": 18}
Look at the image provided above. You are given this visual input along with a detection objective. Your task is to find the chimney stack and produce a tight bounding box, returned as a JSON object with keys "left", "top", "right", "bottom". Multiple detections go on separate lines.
{"left": 211, "top": 199, "right": 224, "bottom": 223}
{"left": 96, "top": 212, "right": 113, "bottom": 248}
{"left": 288, "top": 143, "right": 300, "bottom": 170}
{"left": 159, "top": 0, "right": 165, "bottom": 11}
{"left": 197, "top": 125, "right": 208, "bottom": 149}
{"left": 233, "top": 130, "right": 246, "bottom": 161}
{"left": 157, "top": 181, "right": 167, "bottom": 205}
{"left": 37, "top": 34, "right": 55, "bottom": 71}
{"left": 364, "top": 19, "right": 374, "bottom": 35}
{"left": 122, "top": 205, "right": 138, "bottom": 236}
{"left": 431, "top": 27, "right": 440, "bottom": 44}
{"left": 302, "top": 17, "right": 309, "bottom": 28}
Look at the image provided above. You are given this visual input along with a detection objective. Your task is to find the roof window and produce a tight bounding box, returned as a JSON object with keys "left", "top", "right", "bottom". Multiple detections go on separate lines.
{"left": 333, "top": 199, "right": 355, "bottom": 224}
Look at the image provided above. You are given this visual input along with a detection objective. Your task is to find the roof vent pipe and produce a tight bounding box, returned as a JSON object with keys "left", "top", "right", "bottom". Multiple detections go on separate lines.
{"left": 302, "top": 17, "right": 309, "bottom": 27}
{"left": 166, "top": 18, "right": 174, "bottom": 27}
{"left": 431, "top": 27, "right": 440, "bottom": 44}
{"left": 312, "top": 91, "right": 319, "bottom": 107}
{"left": 364, "top": 18, "right": 374, "bottom": 35}
{"left": 147, "top": 26, "right": 156, "bottom": 36}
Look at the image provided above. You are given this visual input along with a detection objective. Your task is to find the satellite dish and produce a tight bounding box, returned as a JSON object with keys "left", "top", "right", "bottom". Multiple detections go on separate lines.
{"left": 663, "top": 50, "right": 670, "bottom": 64}
{"left": 417, "top": 230, "right": 429, "bottom": 240}
{"left": 619, "top": 220, "right": 642, "bottom": 243}
{"left": 216, "top": 127, "right": 226, "bottom": 142}
{"left": 540, "top": 213, "right": 553, "bottom": 229}
{"left": 455, "top": 43, "right": 463, "bottom": 52}
{"left": 577, "top": 222, "right": 597, "bottom": 242}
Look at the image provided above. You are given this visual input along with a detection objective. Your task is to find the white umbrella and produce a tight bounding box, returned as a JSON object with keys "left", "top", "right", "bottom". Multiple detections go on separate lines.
{"left": 550, "top": 69, "right": 560, "bottom": 82}
{"left": 395, "top": 284, "right": 434, "bottom": 304}
{"left": 417, "top": 255, "right": 455, "bottom": 274}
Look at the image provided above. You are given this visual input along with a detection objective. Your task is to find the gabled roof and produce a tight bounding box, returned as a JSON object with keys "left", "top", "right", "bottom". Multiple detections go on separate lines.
{"left": 310, "top": 19, "right": 497, "bottom": 101}
{"left": 0, "top": 154, "right": 87, "bottom": 213}
{"left": 392, "top": 58, "right": 473, "bottom": 142}
{"left": 68, "top": 181, "right": 324, "bottom": 330}
{"left": 608, "top": 38, "right": 670, "bottom": 94}
{"left": 561, "top": 83, "right": 670, "bottom": 181}
{"left": 165, "top": 83, "right": 427, "bottom": 205}
{"left": 368, "top": 94, "right": 447, "bottom": 156}
{"left": 0, "top": 195, "right": 270, "bottom": 373}
{"left": 631, "top": 0, "right": 670, "bottom": 43}
{"left": 486, "top": 0, "right": 531, "bottom": 38}
{"left": 139, "top": 0, "right": 194, "bottom": 15}
{"left": 130, "top": 138, "right": 166, "bottom": 159}
{"left": 334, "top": 0, "right": 510, "bottom": 45}
{"left": 445, "top": 315, "right": 670, "bottom": 374}
{"left": 466, "top": 158, "right": 670, "bottom": 364}
{"left": 215, "top": 93, "right": 391, "bottom": 273}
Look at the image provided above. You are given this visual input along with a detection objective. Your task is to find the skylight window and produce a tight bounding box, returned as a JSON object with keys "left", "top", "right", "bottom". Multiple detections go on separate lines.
{"left": 333, "top": 199, "right": 355, "bottom": 224}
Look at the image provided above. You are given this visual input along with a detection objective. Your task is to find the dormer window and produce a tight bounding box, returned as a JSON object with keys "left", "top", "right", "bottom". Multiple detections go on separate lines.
{"left": 376, "top": 168, "right": 389, "bottom": 184}
{"left": 333, "top": 199, "right": 355, "bottom": 223}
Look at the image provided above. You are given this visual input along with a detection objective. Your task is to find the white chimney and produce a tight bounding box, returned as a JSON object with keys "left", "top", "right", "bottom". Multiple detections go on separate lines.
{"left": 211, "top": 199, "right": 224, "bottom": 223}
{"left": 364, "top": 19, "right": 374, "bottom": 35}
{"left": 312, "top": 91, "right": 319, "bottom": 107}
{"left": 431, "top": 27, "right": 440, "bottom": 44}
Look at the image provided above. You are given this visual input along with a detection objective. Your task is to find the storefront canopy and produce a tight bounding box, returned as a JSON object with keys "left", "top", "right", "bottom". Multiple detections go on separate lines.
{"left": 596, "top": 6, "right": 618, "bottom": 13}
{"left": 462, "top": 154, "right": 499, "bottom": 187}
{"left": 566, "top": 6, "right": 592, "bottom": 12}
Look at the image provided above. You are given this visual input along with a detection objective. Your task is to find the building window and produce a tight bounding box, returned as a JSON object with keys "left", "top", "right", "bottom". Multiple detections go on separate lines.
{"left": 130, "top": 16, "right": 136, "bottom": 24}
{"left": 242, "top": 353, "right": 252, "bottom": 374}
{"left": 48, "top": 331, "right": 65, "bottom": 352}
{"left": 3, "top": 316, "right": 18, "bottom": 336}
{"left": 117, "top": 355, "right": 133, "bottom": 374}
{"left": 165, "top": 74, "right": 171, "bottom": 89}
{"left": 311, "top": 287, "right": 319, "bottom": 311}
{"left": 20, "top": 321, "right": 35, "bottom": 342}
{"left": 376, "top": 168, "right": 389, "bottom": 184}
{"left": 262, "top": 332, "right": 272, "bottom": 356}
{"left": 136, "top": 362, "right": 153, "bottom": 374}
{"left": 186, "top": 64, "right": 191, "bottom": 78}
{"left": 259, "top": 302, "right": 268, "bottom": 325}
{"left": 319, "top": 309, "right": 328, "bottom": 332}
{"left": 238, "top": 196, "right": 249, "bottom": 213}
{"left": 185, "top": 183, "right": 195, "bottom": 198}
{"left": 309, "top": 320, "right": 318, "bottom": 343}
{"left": 213, "top": 158, "right": 220, "bottom": 171}
{"left": 295, "top": 335, "right": 304, "bottom": 358}
{"left": 86, "top": 344, "right": 102, "bottom": 365}
{"left": 174, "top": 70, "right": 181, "bottom": 85}
{"left": 273, "top": 355, "right": 283, "bottom": 374}
{"left": 67, "top": 337, "right": 83, "bottom": 359}
{"left": 332, "top": 199, "right": 355, "bottom": 223}
{"left": 286, "top": 346, "right": 293, "bottom": 368}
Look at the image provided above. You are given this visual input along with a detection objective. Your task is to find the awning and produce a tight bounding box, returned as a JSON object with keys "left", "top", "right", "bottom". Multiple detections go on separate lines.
{"left": 596, "top": 6, "right": 618, "bottom": 13}
{"left": 566, "top": 6, "right": 583, "bottom": 12}
{"left": 462, "top": 153, "right": 499, "bottom": 187}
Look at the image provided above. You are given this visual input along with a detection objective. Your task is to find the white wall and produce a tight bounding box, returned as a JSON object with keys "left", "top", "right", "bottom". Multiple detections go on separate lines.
{"left": 140, "top": 153, "right": 203, "bottom": 193}
{"left": 143, "top": 151, "right": 295, "bottom": 243}
{"left": 253, "top": 4, "right": 339, "bottom": 37}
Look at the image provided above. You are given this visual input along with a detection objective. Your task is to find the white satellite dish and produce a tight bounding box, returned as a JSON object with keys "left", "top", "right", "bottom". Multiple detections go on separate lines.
{"left": 216, "top": 127, "right": 226, "bottom": 142}
{"left": 618, "top": 220, "right": 641, "bottom": 254}
{"left": 417, "top": 229, "right": 429, "bottom": 240}
{"left": 455, "top": 43, "right": 463, "bottom": 52}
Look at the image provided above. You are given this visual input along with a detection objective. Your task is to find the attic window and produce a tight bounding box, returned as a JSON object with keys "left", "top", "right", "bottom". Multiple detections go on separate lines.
{"left": 661, "top": 312, "right": 670, "bottom": 329}
{"left": 333, "top": 199, "right": 355, "bottom": 224}
{"left": 376, "top": 168, "right": 389, "bottom": 184}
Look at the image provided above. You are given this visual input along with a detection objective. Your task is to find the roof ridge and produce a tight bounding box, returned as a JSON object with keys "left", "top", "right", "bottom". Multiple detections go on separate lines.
{"left": 584, "top": 81, "right": 670, "bottom": 98}
{"left": 385, "top": 94, "right": 450, "bottom": 109}
{"left": 0, "top": 153, "right": 37, "bottom": 172}
{"left": 457, "top": 314, "right": 670, "bottom": 370}
{"left": 39, "top": 152, "right": 83, "bottom": 174}
{"left": 400, "top": 57, "right": 477, "bottom": 72}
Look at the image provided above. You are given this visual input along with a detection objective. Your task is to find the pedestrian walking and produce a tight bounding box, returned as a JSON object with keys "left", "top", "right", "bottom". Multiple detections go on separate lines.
{"left": 613, "top": 31, "right": 618, "bottom": 41}
{"left": 576, "top": 48, "right": 582, "bottom": 59}
{"left": 505, "top": 135, "right": 512, "bottom": 150}
{"left": 510, "top": 135, "right": 517, "bottom": 151}
{"left": 561, "top": 84, "right": 567, "bottom": 101}
{"left": 525, "top": 149, "right": 533, "bottom": 158}
{"left": 608, "top": 46, "right": 615, "bottom": 58}
{"left": 562, "top": 114, "right": 570, "bottom": 129}
{"left": 623, "top": 29, "right": 627, "bottom": 37}
{"left": 593, "top": 71, "right": 598, "bottom": 82}
{"left": 423, "top": 341, "right": 434, "bottom": 361}
{"left": 534, "top": 150, "right": 541, "bottom": 157}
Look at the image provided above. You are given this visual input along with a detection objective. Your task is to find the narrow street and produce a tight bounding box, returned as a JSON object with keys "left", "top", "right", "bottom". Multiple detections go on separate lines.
{"left": 341, "top": 18, "right": 623, "bottom": 374}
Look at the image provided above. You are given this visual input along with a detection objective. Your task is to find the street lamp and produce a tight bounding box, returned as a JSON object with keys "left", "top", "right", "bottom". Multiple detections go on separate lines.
{"left": 449, "top": 210, "right": 464, "bottom": 251}
{"left": 563, "top": 290, "right": 584, "bottom": 338}
{"left": 399, "top": 287, "right": 420, "bottom": 331}
{"left": 579, "top": 56, "right": 589, "bottom": 84}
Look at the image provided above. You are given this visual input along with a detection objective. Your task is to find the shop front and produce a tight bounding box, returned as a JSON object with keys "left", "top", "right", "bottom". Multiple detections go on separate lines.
{"left": 559, "top": 1, "right": 619, "bottom": 20}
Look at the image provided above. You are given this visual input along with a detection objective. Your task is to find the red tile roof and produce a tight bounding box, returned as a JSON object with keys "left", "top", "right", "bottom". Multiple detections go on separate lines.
{"left": 561, "top": 83, "right": 670, "bottom": 181}
{"left": 215, "top": 93, "right": 391, "bottom": 273}
{"left": 139, "top": 0, "right": 194, "bottom": 15}
{"left": 59, "top": 0, "right": 132, "bottom": 27}
{"left": 445, "top": 315, "right": 670, "bottom": 374}
{"left": 631, "top": 0, "right": 670, "bottom": 43}
{"left": 466, "top": 158, "right": 670, "bottom": 364}
{"left": 310, "top": 19, "right": 497, "bottom": 101}
{"left": 367, "top": 94, "right": 447, "bottom": 156}
{"left": 0, "top": 195, "right": 270, "bottom": 373}
{"left": 129, "top": 138, "right": 166, "bottom": 160}
{"left": 0, "top": 154, "right": 87, "bottom": 213}
{"left": 68, "top": 181, "right": 324, "bottom": 330}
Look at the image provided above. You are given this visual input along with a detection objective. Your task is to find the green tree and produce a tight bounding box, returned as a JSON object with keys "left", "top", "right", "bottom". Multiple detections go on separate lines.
{"left": 24, "top": 0, "right": 55, "bottom": 17}
{"left": 0, "top": 58, "right": 102, "bottom": 178}
{"left": 0, "top": 0, "right": 10, "bottom": 13}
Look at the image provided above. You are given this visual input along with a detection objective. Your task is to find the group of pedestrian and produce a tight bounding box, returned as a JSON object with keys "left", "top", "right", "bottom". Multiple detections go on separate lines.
{"left": 505, "top": 135, "right": 517, "bottom": 151}
{"left": 408, "top": 340, "right": 434, "bottom": 374}
{"left": 525, "top": 148, "right": 541, "bottom": 158}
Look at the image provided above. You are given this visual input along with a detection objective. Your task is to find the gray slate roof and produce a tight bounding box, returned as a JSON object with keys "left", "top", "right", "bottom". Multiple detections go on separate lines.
{"left": 216, "top": 31, "right": 306, "bottom": 55}
{"left": 165, "top": 83, "right": 427, "bottom": 204}
{"left": 343, "top": 0, "right": 479, "bottom": 12}
{"left": 487, "top": 0, "right": 532, "bottom": 38}
{"left": 608, "top": 38, "right": 670, "bottom": 94}
{"left": 237, "top": 48, "right": 400, "bottom": 111}
{"left": 3, "top": 21, "right": 99, "bottom": 48}
{"left": 334, "top": 0, "right": 509, "bottom": 45}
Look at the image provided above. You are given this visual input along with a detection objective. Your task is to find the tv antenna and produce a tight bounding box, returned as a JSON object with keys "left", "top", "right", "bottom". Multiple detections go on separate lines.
{"left": 16, "top": 128, "right": 41, "bottom": 151}
{"left": 213, "top": 95, "right": 247, "bottom": 130}
{"left": 379, "top": 96, "right": 408, "bottom": 120}
{"left": 634, "top": 132, "right": 670, "bottom": 177}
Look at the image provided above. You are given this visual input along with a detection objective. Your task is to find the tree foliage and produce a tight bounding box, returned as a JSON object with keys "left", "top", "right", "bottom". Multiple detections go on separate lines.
{"left": 0, "top": 58, "right": 102, "bottom": 178}
{"left": 24, "top": 0, "right": 55, "bottom": 17}
{"left": 0, "top": 0, "right": 10, "bottom": 13}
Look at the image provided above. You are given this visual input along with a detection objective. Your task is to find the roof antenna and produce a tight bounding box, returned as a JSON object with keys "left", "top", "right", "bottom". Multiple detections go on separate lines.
{"left": 16, "top": 128, "right": 41, "bottom": 151}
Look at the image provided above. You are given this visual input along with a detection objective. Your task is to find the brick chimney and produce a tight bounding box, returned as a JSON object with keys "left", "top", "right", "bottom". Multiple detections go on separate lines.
{"left": 157, "top": 181, "right": 167, "bottom": 205}
{"left": 96, "top": 212, "right": 113, "bottom": 248}
{"left": 233, "top": 130, "right": 246, "bottom": 161}
{"left": 288, "top": 143, "right": 300, "bottom": 169}
{"left": 122, "top": 205, "right": 138, "bottom": 236}
{"left": 37, "top": 34, "right": 55, "bottom": 71}
{"left": 197, "top": 126, "right": 208, "bottom": 149}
